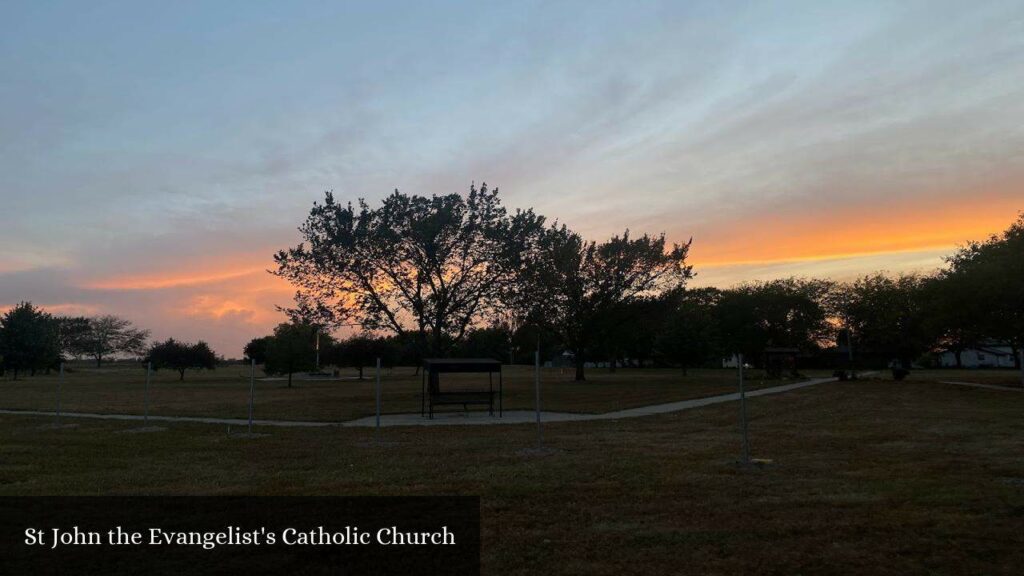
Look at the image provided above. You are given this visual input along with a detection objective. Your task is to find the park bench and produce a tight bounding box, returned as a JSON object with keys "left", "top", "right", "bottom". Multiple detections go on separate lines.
{"left": 429, "top": 390, "right": 495, "bottom": 415}
{"left": 421, "top": 358, "right": 503, "bottom": 419}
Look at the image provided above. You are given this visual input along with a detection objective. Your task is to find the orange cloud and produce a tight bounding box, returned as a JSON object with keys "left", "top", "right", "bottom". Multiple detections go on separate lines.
{"left": 0, "top": 302, "right": 102, "bottom": 317}
{"left": 82, "top": 265, "right": 270, "bottom": 290}
{"left": 685, "top": 192, "right": 1020, "bottom": 268}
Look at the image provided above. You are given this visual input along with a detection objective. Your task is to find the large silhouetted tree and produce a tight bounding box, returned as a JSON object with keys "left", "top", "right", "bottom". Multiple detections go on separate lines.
{"left": 243, "top": 336, "right": 273, "bottom": 365}
{"left": 944, "top": 213, "right": 1024, "bottom": 382}
{"left": 920, "top": 272, "right": 986, "bottom": 369}
{"left": 274, "top": 184, "right": 544, "bottom": 359}
{"left": 520, "top": 224, "right": 692, "bottom": 380}
{"left": 73, "top": 315, "right": 149, "bottom": 367}
{"left": 656, "top": 287, "right": 720, "bottom": 374}
{"left": 829, "top": 274, "right": 930, "bottom": 370}
{"left": 716, "top": 278, "right": 833, "bottom": 363}
{"left": 263, "top": 322, "right": 326, "bottom": 387}
{"left": 146, "top": 339, "right": 217, "bottom": 380}
{"left": 327, "top": 334, "right": 390, "bottom": 379}
{"left": 0, "top": 302, "right": 60, "bottom": 379}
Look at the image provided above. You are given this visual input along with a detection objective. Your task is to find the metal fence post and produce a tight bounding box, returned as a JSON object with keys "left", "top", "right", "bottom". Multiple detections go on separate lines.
{"left": 145, "top": 361, "right": 151, "bottom": 425}
{"left": 738, "top": 353, "right": 750, "bottom": 463}
{"left": 56, "top": 362, "right": 63, "bottom": 426}
{"left": 248, "top": 358, "right": 255, "bottom": 434}
{"left": 375, "top": 357, "right": 382, "bottom": 442}
{"left": 535, "top": 349, "right": 542, "bottom": 448}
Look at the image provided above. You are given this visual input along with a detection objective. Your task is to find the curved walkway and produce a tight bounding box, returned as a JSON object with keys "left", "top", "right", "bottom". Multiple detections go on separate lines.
{"left": 0, "top": 375, "right": 838, "bottom": 429}
{"left": 940, "top": 380, "right": 1023, "bottom": 392}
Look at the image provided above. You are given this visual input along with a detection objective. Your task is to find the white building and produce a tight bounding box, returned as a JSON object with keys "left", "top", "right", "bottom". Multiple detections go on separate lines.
{"left": 939, "top": 344, "right": 1017, "bottom": 368}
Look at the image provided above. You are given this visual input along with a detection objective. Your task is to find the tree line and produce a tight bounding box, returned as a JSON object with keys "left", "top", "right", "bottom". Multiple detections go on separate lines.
{"left": 272, "top": 184, "right": 1023, "bottom": 382}
{"left": 0, "top": 309, "right": 217, "bottom": 380}
{"left": 3, "top": 184, "right": 1020, "bottom": 384}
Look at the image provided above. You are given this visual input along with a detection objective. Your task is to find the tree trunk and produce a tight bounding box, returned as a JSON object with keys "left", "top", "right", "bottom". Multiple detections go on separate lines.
{"left": 288, "top": 371, "right": 293, "bottom": 388}
{"left": 954, "top": 349, "right": 962, "bottom": 369}
{"left": 96, "top": 355, "right": 102, "bottom": 368}
{"left": 1019, "top": 349, "right": 1023, "bottom": 388}
{"left": 358, "top": 366, "right": 364, "bottom": 380}
{"left": 608, "top": 356, "right": 616, "bottom": 373}
{"left": 178, "top": 369, "right": 185, "bottom": 381}
{"left": 574, "top": 350, "right": 586, "bottom": 382}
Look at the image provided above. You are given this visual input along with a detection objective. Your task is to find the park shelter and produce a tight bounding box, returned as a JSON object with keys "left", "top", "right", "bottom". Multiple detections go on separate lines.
{"left": 421, "top": 358, "right": 502, "bottom": 419}
{"left": 762, "top": 347, "right": 801, "bottom": 379}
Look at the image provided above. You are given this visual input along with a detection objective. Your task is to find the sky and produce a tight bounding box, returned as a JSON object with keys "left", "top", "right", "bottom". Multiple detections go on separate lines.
{"left": 1, "top": 0, "right": 1022, "bottom": 357}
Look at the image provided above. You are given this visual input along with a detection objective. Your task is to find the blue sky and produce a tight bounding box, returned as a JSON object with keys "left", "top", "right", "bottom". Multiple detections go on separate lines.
{"left": 2, "top": 1, "right": 1022, "bottom": 355}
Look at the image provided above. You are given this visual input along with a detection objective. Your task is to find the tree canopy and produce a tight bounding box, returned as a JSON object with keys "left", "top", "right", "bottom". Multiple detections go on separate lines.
{"left": 829, "top": 274, "right": 930, "bottom": 369}
{"left": 0, "top": 302, "right": 60, "bottom": 379}
{"left": 274, "top": 184, "right": 544, "bottom": 358}
{"left": 519, "top": 224, "right": 692, "bottom": 380}
{"left": 944, "top": 213, "right": 1024, "bottom": 361}
{"left": 66, "top": 315, "right": 149, "bottom": 367}
{"left": 146, "top": 338, "right": 218, "bottom": 380}
{"left": 717, "top": 278, "right": 834, "bottom": 361}
{"left": 262, "top": 322, "right": 327, "bottom": 387}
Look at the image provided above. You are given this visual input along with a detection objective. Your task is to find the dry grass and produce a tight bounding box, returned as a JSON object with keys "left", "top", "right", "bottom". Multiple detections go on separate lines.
{"left": 0, "top": 364, "right": 820, "bottom": 421}
{"left": 893, "top": 368, "right": 1023, "bottom": 387}
{"left": 1, "top": 378, "right": 1022, "bottom": 574}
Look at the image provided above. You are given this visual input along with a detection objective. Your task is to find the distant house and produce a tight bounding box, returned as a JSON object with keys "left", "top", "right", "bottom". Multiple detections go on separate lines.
{"left": 939, "top": 343, "right": 1016, "bottom": 368}
{"left": 544, "top": 351, "right": 611, "bottom": 369}
{"left": 721, "top": 354, "right": 752, "bottom": 369}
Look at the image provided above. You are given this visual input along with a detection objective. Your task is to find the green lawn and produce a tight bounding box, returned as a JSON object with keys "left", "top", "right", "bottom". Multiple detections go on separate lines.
{"left": 0, "top": 364, "right": 823, "bottom": 421}
{"left": 0, "top": 378, "right": 1021, "bottom": 574}
{"left": 892, "top": 368, "right": 1024, "bottom": 387}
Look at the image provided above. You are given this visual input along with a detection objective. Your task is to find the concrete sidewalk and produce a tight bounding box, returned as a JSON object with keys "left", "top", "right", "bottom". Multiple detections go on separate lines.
{"left": 940, "top": 380, "right": 1023, "bottom": 392}
{"left": 0, "top": 409, "right": 335, "bottom": 428}
{"left": 0, "top": 375, "right": 838, "bottom": 429}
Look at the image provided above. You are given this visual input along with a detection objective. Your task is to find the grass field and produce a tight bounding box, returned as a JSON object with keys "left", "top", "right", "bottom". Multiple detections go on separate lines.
{"left": 902, "top": 368, "right": 1024, "bottom": 387}
{"left": 1, "top": 376, "right": 1022, "bottom": 574}
{"left": 0, "top": 364, "right": 826, "bottom": 421}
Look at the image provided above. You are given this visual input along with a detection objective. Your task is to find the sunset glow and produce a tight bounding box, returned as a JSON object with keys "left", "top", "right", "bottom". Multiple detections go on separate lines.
{"left": 2, "top": 1, "right": 1021, "bottom": 356}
